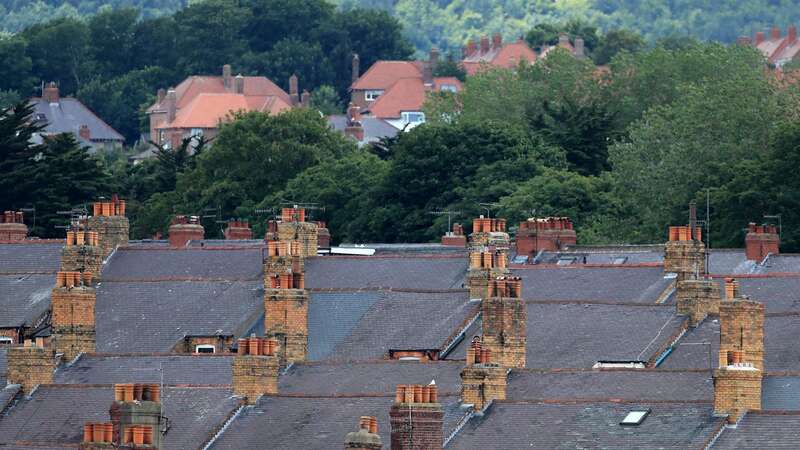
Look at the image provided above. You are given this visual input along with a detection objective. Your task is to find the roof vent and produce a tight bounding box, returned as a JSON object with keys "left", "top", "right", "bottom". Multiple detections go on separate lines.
{"left": 620, "top": 409, "right": 650, "bottom": 426}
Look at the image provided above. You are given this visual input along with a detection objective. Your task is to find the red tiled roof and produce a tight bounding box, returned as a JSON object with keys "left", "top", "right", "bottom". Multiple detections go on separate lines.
{"left": 148, "top": 75, "right": 291, "bottom": 113}
{"left": 462, "top": 39, "right": 536, "bottom": 75}
{"left": 366, "top": 77, "right": 460, "bottom": 119}
{"left": 157, "top": 93, "right": 292, "bottom": 129}
{"left": 351, "top": 61, "right": 423, "bottom": 90}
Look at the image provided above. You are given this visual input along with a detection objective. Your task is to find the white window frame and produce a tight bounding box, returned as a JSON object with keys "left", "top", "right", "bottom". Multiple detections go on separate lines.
{"left": 364, "top": 90, "right": 384, "bottom": 101}
{"left": 0, "top": 337, "right": 12, "bottom": 345}
{"left": 190, "top": 128, "right": 204, "bottom": 137}
{"left": 195, "top": 344, "right": 215, "bottom": 354}
{"left": 401, "top": 111, "right": 426, "bottom": 124}
{"left": 439, "top": 84, "right": 458, "bottom": 93}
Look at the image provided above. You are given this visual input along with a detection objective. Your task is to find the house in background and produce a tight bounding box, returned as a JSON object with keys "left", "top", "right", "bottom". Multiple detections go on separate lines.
{"left": 146, "top": 64, "right": 306, "bottom": 149}
{"left": 327, "top": 103, "right": 399, "bottom": 146}
{"left": 29, "top": 82, "right": 125, "bottom": 152}
{"left": 740, "top": 25, "right": 800, "bottom": 67}
{"left": 461, "top": 33, "right": 540, "bottom": 75}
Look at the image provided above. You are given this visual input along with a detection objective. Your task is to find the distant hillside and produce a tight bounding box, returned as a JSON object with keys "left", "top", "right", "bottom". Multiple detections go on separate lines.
{"left": 335, "top": 0, "right": 800, "bottom": 54}
{"left": 0, "top": 0, "right": 185, "bottom": 32}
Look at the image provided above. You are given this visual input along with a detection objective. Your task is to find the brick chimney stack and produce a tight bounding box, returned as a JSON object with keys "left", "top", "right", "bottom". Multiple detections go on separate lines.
{"left": 88, "top": 195, "right": 130, "bottom": 260}
{"left": 736, "top": 36, "right": 753, "bottom": 46}
{"left": 223, "top": 64, "right": 232, "bottom": 90}
{"left": 289, "top": 74, "right": 299, "bottom": 106}
{"left": 469, "top": 216, "right": 509, "bottom": 250}
{"left": 482, "top": 276, "right": 526, "bottom": 368}
{"left": 745, "top": 222, "right": 779, "bottom": 262}
{"left": 466, "top": 39, "right": 477, "bottom": 57}
{"left": 232, "top": 336, "right": 279, "bottom": 404}
{"left": 224, "top": 219, "right": 253, "bottom": 240}
{"left": 345, "top": 103, "right": 365, "bottom": 143}
{"left": 168, "top": 215, "right": 204, "bottom": 248}
{"left": 771, "top": 25, "right": 781, "bottom": 41}
{"left": 109, "top": 383, "right": 163, "bottom": 448}
{"left": 390, "top": 383, "right": 444, "bottom": 450}
{"left": 515, "top": 217, "right": 576, "bottom": 258}
{"left": 466, "top": 248, "right": 509, "bottom": 299}
{"left": 789, "top": 25, "right": 797, "bottom": 44}
{"left": 0, "top": 210, "right": 28, "bottom": 241}
{"left": 234, "top": 74, "right": 244, "bottom": 94}
{"left": 62, "top": 228, "right": 104, "bottom": 274}
{"left": 7, "top": 338, "right": 56, "bottom": 394}
{"left": 157, "top": 88, "right": 166, "bottom": 104}
{"left": 316, "top": 221, "right": 331, "bottom": 249}
{"left": 352, "top": 53, "right": 360, "bottom": 85}
{"left": 676, "top": 276, "right": 721, "bottom": 327}
{"left": 165, "top": 88, "right": 177, "bottom": 123}
{"left": 264, "top": 240, "right": 309, "bottom": 366}
{"left": 79, "top": 124, "right": 91, "bottom": 141}
{"left": 277, "top": 207, "right": 318, "bottom": 257}
{"left": 301, "top": 90, "right": 311, "bottom": 107}
{"left": 43, "top": 81, "right": 60, "bottom": 103}
{"left": 480, "top": 36, "right": 490, "bottom": 54}
{"left": 51, "top": 271, "right": 97, "bottom": 361}
{"left": 492, "top": 33, "right": 502, "bottom": 49}
{"left": 344, "top": 416, "right": 382, "bottom": 450}
{"left": 558, "top": 33, "right": 570, "bottom": 48}
{"left": 441, "top": 222, "right": 466, "bottom": 247}
{"left": 663, "top": 202, "right": 705, "bottom": 282}
{"left": 713, "top": 281, "right": 764, "bottom": 423}
{"left": 755, "top": 31, "right": 766, "bottom": 46}
{"left": 461, "top": 337, "right": 507, "bottom": 411}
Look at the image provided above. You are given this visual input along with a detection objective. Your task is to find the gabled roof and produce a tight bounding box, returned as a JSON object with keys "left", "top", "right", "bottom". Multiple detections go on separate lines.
{"left": 304, "top": 255, "right": 467, "bottom": 290}
{"left": 102, "top": 247, "right": 263, "bottom": 280}
{"left": 350, "top": 60, "right": 423, "bottom": 90}
{"left": 29, "top": 98, "right": 124, "bottom": 142}
{"left": 712, "top": 411, "right": 800, "bottom": 449}
{"left": 365, "top": 76, "right": 460, "bottom": 119}
{"left": 54, "top": 353, "right": 234, "bottom": 385}
{"left": 159, "top": 92, "right": 292, "bottom": 129}
{"left": 327, "top": 115, "right": 399, "bottom": 144}
{"left": 0, "top": 241, "right": 62, "bottom": 328}
{"left": 148, "top": 75, "right": 291, "bottom": 113}
{"left": 511, "top": 267, "right": 673, "bottom": 303}
{"left": 462, "top": 39, "right": 537, "bottom": 75}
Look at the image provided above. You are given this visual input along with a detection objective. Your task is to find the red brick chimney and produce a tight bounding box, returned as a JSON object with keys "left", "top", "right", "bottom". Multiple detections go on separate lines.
{"left": 466, "top": 39, "right": 477, "bottom": 57}
{"left": 168, "top": 215, "right": 204, "bottom": 247}
{"left": 755, "top": 31, "right": 766, "bottom": 46}
{"left": 351, "top": 53, "right": 360, "bottom": 85}
{"left": 461, "top": 337, "right": 507, "bottom": 411}
{"left": 344, "top": 416, "right": 382, "bottom": 450}
{"left": 264, "top": 240, "right": 309, "bottom": 366}
{"left": 79, "top": 124, "right": 91, "bottom": 141}
{"left": 43, "top": 82, "right": 60, "bottom": 103}
{"left": 224, "top": 219, "right": 253, "bottom": 240}
{"left": 469, "top": 215, "right": 509, "bottom": 249}
{"left": 789, "top": 25, "right": 798, "bottom": 44}
{"left": 316, "top": 221, "right": 331, "bottom": 249}
{"left": 480, "top": 36, "right": 490, "bottom": 54}
{"left": 345, "top": 103, "right": 365, "bottom": 142}
{"left": 88, "top": 195, "right": 130, "bottom": 259}
{"left": 745, "top": 223, "right": 779, "bottom": 262}
{"left": 492, "top": 33, "right": 502, "bottom": 49}
{"left": 482, "top": 276, "right": 526, "bottom": 368}
{"left": 515, "top": 217, "right": 576, "bottom": 258}
{"left": 6, "top": 338, "right": 55, "bottom": 394}
{"left": 51, "top": 271, "right": 96, "bottom": 361}
{"left": 109, "top": 383, "right": 163, "bottom": 448}
{"left": 771, "top": 25, "right": 781, "bottom": 41}
{"left": 301, "top": 90, "right": 311, "bottom": 107}
{"left": 165, "top": 88, "right": 177, "bottom": 123}
{"left": 232, "top": 336, "right": 279, "bottom": 404}
{"left": 441, "top": 222, "right": 466, "bottom": 247}
{"left": 390, "top": 383, "right": 443, "bottom": 450}
{"left": 289, "top": 74, "right": 299, "bottom": 106}
{"left": 0, "top": 210, "right": 28, "bottom": 241}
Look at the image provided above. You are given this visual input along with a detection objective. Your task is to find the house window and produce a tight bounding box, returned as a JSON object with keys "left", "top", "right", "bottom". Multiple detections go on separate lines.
{"left": 620, "top": 409, "right": 650, "bottom": 426}
{"left": 439, "top": 84, "right": 458, "bottom": 93}
{"left": 195, "top": 344, "right": 215, "bottom": 354}
{"left": 190, "top": 128, "right": 203, "bottom": 137}
{"left": 365, "top": 90, "right": 384, "bottom": 101}
{"left": 401, "top": 112, "right": 425, "bottom": 124}
{"left": 0, "top": 337, "right": 12, "bottom": 345}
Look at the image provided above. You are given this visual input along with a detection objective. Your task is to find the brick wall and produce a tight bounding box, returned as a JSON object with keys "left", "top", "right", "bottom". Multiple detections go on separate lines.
{"left": 109, "top": 384, "right": 162, "bottom": 448}
{"left": 87, "top": 216, "right": 129, "bottom": 259}
{"left": 232, "top": 337, "right": 279, "bottom": 403}
{"left": 719, "top": 298, "right": 764, "bottom": 371}
{"left": 714, "top": 366, "right": 762, "bottom": 423}
{"left": 390, "top": 385, "right": 443, "bottom": 450}
{"left": 663, "top": 240, "right": 705, "bottom": 282}
{"left": 51, "top": 278, "right": 96, "bottom": 361}
{"left": 461, "top": 342, "right": 507, "bottom": 411}
{"left": 0, "top": 328, "right": 19, "bottom": 344}
{"left": 482, "top": 281, "right": 526, "bottom": 368}
{"left": 264, "top": 288, "right": 308, "bottom": 365}
{"left": 277, "top": 222, "right": 318, "bottom": 257}
{"left": 676, "top": 278, "right": 721, "bottom": 326}
{"left": 466, "top": 250, "right": 509, "bottom": 299}
{"left": 7, "top": 343, "right": 56, "bottom": 394}
{"left": 175, "top": 335, "right": 233, "bottom": 353}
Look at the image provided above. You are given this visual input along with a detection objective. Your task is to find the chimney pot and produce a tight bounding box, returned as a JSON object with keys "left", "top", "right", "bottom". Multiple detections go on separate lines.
{"left": 480, "top": 36, "right": 490, "bottom": 53}
{"left": 42, "top": 82, "right": 59, "bottom": 103}
{"left": 771, "top": 25, "right": 781, "bottom": 40}
{"left": 234, "top": 74, "right": 244, "bottom": 94}
{"left": 755, "top": 31, "right": 766, "bottom": 45}
{"left": 492, "top": 33, "right": 502, "bottom": 49}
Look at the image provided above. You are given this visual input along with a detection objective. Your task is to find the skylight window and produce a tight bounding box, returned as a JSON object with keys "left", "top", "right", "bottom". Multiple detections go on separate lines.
{"left": 556, "top": 256, "right": 576, "bottom": 266}
{"left": 620, "top": 409, "right": 650, "bottom": 426}
{"left": 612, "top": 256, "right": 628, "bottom": 264}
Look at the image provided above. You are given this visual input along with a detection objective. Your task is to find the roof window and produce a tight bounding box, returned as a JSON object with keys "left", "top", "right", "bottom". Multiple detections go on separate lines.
{"left": 556, "top": 256, "right": 576, "bottom": 266}
{"left": 612, "top": 256, "right": 628, "bottom": 264}
{"left": 620, "top": 409, "right": 650, "bottom": 426}
{"left": 592, "top": 360, "right": 646, "bottom": 369}
{"left": 195, "top": 344, "right": 215, "bottom": 354}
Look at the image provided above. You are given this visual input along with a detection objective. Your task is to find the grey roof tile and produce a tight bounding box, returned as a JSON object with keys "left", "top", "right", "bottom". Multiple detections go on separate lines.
{"left": 54, "top": 354, "right": 233, "bottom": 385}
{"left": 327, "top": 115, "right": 399, "bottom": 144}
{"left": 512, "top": 267, "right": 673, "bottom": 303}
{"left": 759, "top": 254, "right": 800, "bottom": 273}
{"left": 736, "top": 277, "right": 800, "bottom": 313}
{"left": 534, "top": 249, "right": 664, "bottom": 265}
{"left": 315, "top": 290, "right": 477, "bottom": 361}
{"left": 708, "top": 249, "right": 756, "bottom": 275}
{"left": 764, "top": 315, "right": 800, "bottom": 371}
{"left": 712, "top": 412, "right": 800, "bottom": 449}
{"left": 0, "top": 274, "right": 53, "bottom": 327}
{"left": 657, "top": 319, "right": 719, "bottom": 370}
{"left": 762, "top": 375, "right": 800, "bottom": 410}
{"left": 447, "top": 401, "right": 723, "bottom": 450}
{"left": 0, "top": 384, "right": 19, "bottom": 410}
{"left": 507, "top": 369, "right": 713, "bottom": 401}
{"left": 0, "top": 242, "right": 62, "bottom": 274}
{"left": 0, "top": 385, "right": 237, "bottom": 450}
{"left": 102, "top": 247, "right": 263, "bottom": 280}
{"left": 0, "top": 348, "right": 6, "bottom": 385}
{"left": 279, "top": 360, "right": 464, "bottom": 396}
{"left": 308, "top": 291, "right": 380, "bottom": 360}
{"left": 96, "top": 280, "right": 263, "bottom": 352}
{"left": 526, "top": 303, "right": 686, "bottom": 368}
{"left": 209, "top": 395, "right": 466, "bottom": 450}
{"left": 31, "top": 98, "right": 124, "bottom": 142}
{"left": 305, "top": 256, "right": 467, "bottom": 290}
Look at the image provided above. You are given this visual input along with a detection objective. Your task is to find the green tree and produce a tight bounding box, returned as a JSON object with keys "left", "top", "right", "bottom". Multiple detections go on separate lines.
{"left": 0, "top": 35, "right": 35, "bottom": 95}
{"left": 21, "top": 17, "right": 90, "bottom": 94}
{"left": 0, "top": 101, "right": 45, "bottom": 209}
{"left": 310, "top": 85, "right": 343, "bottom": 115}
{"left": 592, "top": 29, "right": 644, "bottom": 65}
{"left": 87, "top": 8, "right": 139, "bottom": 77}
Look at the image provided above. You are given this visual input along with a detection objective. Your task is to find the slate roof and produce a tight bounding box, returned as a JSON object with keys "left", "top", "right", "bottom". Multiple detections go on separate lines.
{"left": 0, "top": 384, "right": 18, "bottom": 410}
{"left": 447, "top": 401, "right": 723, "bottom": 450}
{"left": 657, "top": 318, "right": 719, "bottom": 370}
{"left": 208, "top": 395, "right": 466, "bottom": 450}
{"left": 279, "top": 360, "right": 463, "bottom": 396}
{"left": 526, "top": 303, "right": 686, "bottom": 368}
{"left": 0, "top": 274, "right": 54, "bottom": 327}
{"left": 0, "top": 385, "right": 238, "bottom": 450}
{"left": 507, "top": 369, "right": 713, "bottom": 402}
{"left": 762, "top": 375, "right": 800, "bottom": 410}
{"left": 712, "top": 411, "right": 800, "bottom": 449}
{"left": 512, "top": 267, "right": 673, "bottom": 303}
{"left": 760, "top": 254, "right": 800, "bottom": 273}
{"left": 734, "top": 277, "right": 800, "bottom": 312}
{"left": 338, "top": 243, "right": 467, "bottom": 256}
{"left": 0, "top": 348, "right": 6, "bottom": 385}
{"left": 763, "top": 315, "right": 800, "bottom": 371}
{"left": 0, "top": 242, "right": 63, "bottom": 274}
{"left": 308, "top": 290, "right": 477, "bottom": 361}
{"left": 534, "top": 248, "right": 664, "bottom": 265}
{"left": 304, "top": 256, "right": 466, "bottom": 290}
{"left": 709, "top": 249, "right": 756, "bottom": 274}
{"left": 30, "top": 97, "right": 124, "bottom": 142}
{"left": 102, "top": 247, "right": 263, "bottom": 280}
{"left": 327, "top": 115, "right": 399, "bottom": 145}
{"left": 54, "top": 354, "right": 234, "bottom": 385}
{"left": 96, "top": 280, "right": 263, "bottom": 352}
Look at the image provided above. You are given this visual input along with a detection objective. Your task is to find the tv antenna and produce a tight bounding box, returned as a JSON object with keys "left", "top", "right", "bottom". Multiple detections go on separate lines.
{"left": 20, "top": 206, "right": 36, "bottom": 231}
{"left": 764, "top": 214, "right": 782, "bottom": 238}
{"left": 477, "top": 202, "right": 501, "bottom": 218}
{"left": 55, "top": 205, "right": 88, "bottom": 230}
{"left": 429, "top": 210, "right": 461, "bottom": 232}
{"left": 278, "top": 201, "right": 325, "bottom": 220}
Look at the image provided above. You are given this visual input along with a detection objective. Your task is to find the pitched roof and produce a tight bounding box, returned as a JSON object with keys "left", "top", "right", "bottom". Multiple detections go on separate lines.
{"left": 326, "top": 115, "right": 398, "bottom": 144}
{"left": 759, "top": 254, "right": 800, "bottom": 273}
{"left": 511, "top": 267, "right": 673, "bottom": 303}
{"left": 366, "top": 76, "right": 460, "bottom": 119}
{"left": 304, "top": 255, "right": 466, "bottom": 290}
{"left": 0, "top": 385, "right": 238, "bottom": 450}
{"left": 54, "top": 354, "right": 234, "bottom": 385}
{"left": 762, "top": 375, "right": 800, "bottom": 410}
{"left": 734, "top": 277, "right": 800, "bottom": 313}
{"left": 0, "top": 348, "right": 7, "bottom": 386}
{"left": 29, "top": 98, "right": 124, "bottom": 142}
{"left": 102, "top": 247, "right": 263, "bottom": 281}
{"left": 160, "top": 92, "right": 292, "bottom": 129}
{"left": 712, "top": 411, "right": 800, "bottom": 449}
{"left": 350, "top": 61, "right": 422, "bottom": 90}
{"left": 525, "top": 303, "right": 686, "bottom": 368}
{"left": 279, "top": 360, "right": 464, "bottom": 396}
{"left": 96, "top": 280, "right": 263, "bottom": 352}
{"left": 447, "top": 401, "right": 723, "bottom": 450}
{"left": 308, "top": 290, "right": 477, "bottom": 361}
{"left": 462, "top": 39, "right": 537, "bottom": 75}
{"left": 149, "top": 75, "right": 291, "bottom": 112}
{"left": 0, "top": 273, "right": 54, "bottom": 327}
{"left": 0, "top": 242, "right": 63, "bottom": 274}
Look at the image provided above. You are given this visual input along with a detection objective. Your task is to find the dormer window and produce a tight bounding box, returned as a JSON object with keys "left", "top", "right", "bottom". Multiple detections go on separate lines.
{"left": 365, "top": 90, "right": 384, "bottom": 101}
{"left": 195, "top": 344, "right": 215, "bottom": 354}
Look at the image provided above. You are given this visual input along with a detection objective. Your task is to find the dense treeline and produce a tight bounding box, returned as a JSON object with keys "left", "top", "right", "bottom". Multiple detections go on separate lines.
{"left": 0, "top": 0, "right": 412, "bottom": 141}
